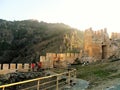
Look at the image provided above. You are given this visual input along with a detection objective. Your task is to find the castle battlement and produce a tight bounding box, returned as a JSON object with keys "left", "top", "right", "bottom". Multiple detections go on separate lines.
{"left": 40, "top": 52, "right": 83, "bottom": 68}
{"left": 0, "top": 63, "right": 30, "bottom": 74}
{"left": 111, "top": 32, "right": 120, "bottom": 39}
{"left": 84, "top": 28, "right": 111, "bottom": 60}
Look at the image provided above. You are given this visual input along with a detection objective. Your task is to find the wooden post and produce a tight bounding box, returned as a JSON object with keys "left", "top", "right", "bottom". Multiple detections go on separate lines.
{"left": 56, "top": 76, "right": 59, "bottom": 90}
{"left": 37, "top": 80, "right": 40, "bottom": 90}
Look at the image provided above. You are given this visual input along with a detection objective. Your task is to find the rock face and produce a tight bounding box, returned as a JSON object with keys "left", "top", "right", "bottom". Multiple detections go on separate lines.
{"left": 84, "top": 28, "right": 120, "bottom": 62}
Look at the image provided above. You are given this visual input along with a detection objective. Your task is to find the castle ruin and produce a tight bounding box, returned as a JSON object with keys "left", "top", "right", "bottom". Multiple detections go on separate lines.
{"left": 84, "top": 28, "right": 120, "bottom": 61}
{"left": 40, "top": 28, "right": 120, "bottom": 67}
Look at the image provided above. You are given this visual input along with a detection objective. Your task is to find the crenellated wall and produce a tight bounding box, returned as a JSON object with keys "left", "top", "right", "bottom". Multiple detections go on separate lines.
{"left": 40, "top": 52, "right": 83, "bottom": 68}
{"left": 1, "top": 28, "right": 120, "bottom": 75}
{"left": 84, "top": 27, "right": 120, "bottom": 61}
{"left": 84, "top": 28, "right": 110, "bottom": 60}
{"left": 111, "top": 32, "right": 120, "bottom": 39}
{"left": 0, "top": 63, "right": 30, "bottom": 74}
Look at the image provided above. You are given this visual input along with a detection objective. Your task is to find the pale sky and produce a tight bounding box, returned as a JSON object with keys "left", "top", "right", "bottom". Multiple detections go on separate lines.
{"left": 0, "top": 0, "right": 120, "bottom": 35}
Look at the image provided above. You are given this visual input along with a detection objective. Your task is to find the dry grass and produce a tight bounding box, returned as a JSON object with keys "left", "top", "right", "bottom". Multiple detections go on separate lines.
{"left": 71, "top": 60, "right": 120, "bottom": 89}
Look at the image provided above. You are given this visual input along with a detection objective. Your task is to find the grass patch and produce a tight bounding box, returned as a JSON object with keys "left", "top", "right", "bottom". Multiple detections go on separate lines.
{"left": 93, "top": 69, "right": 110, "bottom": 77}
{"left": 52, "top": 60, "right": 120, "bottom": 89}
{"left": 73, "top": 63, "right": 109, "bottom": 79}
{"left": 71, "top": 61, "right": 119, "bottom": 88}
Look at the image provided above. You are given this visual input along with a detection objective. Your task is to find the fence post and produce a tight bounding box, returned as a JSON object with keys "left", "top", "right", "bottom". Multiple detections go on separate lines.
{"left": 37, "top": 80, "right": 40, "bottom": 90}
{"left": 56, "top": 76, "right": 59, "bottom": 90}
{"left": 2, "top": 87, "right": 5, "bottom": 90}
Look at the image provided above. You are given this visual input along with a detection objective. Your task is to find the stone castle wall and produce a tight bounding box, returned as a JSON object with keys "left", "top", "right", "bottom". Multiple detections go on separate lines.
{"left": 84, "top": 28, "right": 111, "bottom": 60}
{"left": 0, "top": 63, "right": 30, "bottom": 74}
{"left": 1, "top": 28, "right": 120, "bottom": 74}
{"left": 40, "top": 28, "right": 120, "bottom": 67}
{"left": 111, "top": 32, "right": 120, "bottom": 39}
{"left": 84, "top": 28, "right": 120, "bottom": 61}
{"left": 40, "top": 52, "right": 83, "bottom": 68}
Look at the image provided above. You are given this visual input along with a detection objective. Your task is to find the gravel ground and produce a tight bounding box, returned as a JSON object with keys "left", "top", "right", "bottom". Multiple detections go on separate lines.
{"left": 89, "top": 78, "right": 120, "bottom": 90}
{"left": 62, "top": 78, "right": 89, "bottom": 90}
{"left": 61, "top": 78, "right": 120, "bottom": 90}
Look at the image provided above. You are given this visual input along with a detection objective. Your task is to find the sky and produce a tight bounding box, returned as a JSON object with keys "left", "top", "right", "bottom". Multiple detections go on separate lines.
{"left": 0, "top": 0, "right": 120, "bottom": 35}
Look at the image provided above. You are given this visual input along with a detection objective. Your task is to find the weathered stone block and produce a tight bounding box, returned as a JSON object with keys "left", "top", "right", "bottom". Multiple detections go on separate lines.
{"left": 10, "top": 64, "right": 16, "bottom": 69}
{"left": 60, "top": 53, "right": 66, "bottom": 61}
{"left": 0, "top": 64, "right": 15, "bottom": 74}
{"left": 49, "top": 60, "right": 53, "bottom": 68}
{"left": 24, "top": 63, "right": 29, "bottom": 69}
{"left": 57, "top": 53, "right": 60, "bottom": 57}
{"left": 3, "top": 64, "right": 9, "bottom": 70}
{"left": 52, "top": 53, "right": 57, "bottom": 57}
{"left": 46, "top": 53, "right": 53, "bottom": 57}
{"left": 71, "top": 53, "right": 74, "bottom": 57}
{"left": 17, "top": 64, "right": 23, "bottom": 70}
{"left": 40, "top": 56, "right": 46, "bottom": 62}
{"left": 74, "top": 53, "right": 79, "bottom": 58}
{"left": 0, "top": 70, "right": 10, "bottom": 74}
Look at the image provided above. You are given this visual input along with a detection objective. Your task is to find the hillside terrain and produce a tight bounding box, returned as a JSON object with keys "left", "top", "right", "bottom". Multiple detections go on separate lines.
{"left": 47, "top": 59, "right": 120, "bottom": 89}
{"left": 0, "top": 19, "right": 83, "bottom": 63}
{"left": 72, "top": 60, "right": 120, "bottom": 90}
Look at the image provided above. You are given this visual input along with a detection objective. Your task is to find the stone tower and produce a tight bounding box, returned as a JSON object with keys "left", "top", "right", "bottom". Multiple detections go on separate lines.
{"left": 84, "top": 28, "right": 110, "bottom": 61}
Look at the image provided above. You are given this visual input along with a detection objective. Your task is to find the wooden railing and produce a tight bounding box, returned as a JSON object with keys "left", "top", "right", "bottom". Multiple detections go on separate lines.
{"left": 0, "top": 69, "right": 76, "bottom": 90}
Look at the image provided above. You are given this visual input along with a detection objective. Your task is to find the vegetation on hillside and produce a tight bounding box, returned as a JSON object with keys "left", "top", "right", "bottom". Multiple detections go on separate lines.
{"left": 71, "top": 60, "right": 120, "bottom": 89}
{"left": 0, "top": 19, "right": 83, "bottom": 63}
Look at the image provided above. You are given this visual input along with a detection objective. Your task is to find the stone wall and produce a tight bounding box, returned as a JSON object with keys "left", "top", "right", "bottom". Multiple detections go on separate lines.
{"left": 40, "top": 52, "right": 82, "bottom": 68}
{"left": 84, "top": 28, "right": 120, "bottom": 61}
{"left": 84, "top": 28, "right": 111, "bottom": 60}
{"left": 0, "top": 63, "right": 30, "bottom": 74}
{"left": 111, "top": 32, "right": 120, "bottom": 39}
{"left": 1, "top": 28, "right": 120, "bottom": 74}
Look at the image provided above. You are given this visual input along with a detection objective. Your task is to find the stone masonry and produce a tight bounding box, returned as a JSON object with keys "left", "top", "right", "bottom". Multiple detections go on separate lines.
{"left": 40, "top": 28, "right": 120, "bottom": 68}
{"left": 84, "top": 28, "right": 120, "bottom": 61}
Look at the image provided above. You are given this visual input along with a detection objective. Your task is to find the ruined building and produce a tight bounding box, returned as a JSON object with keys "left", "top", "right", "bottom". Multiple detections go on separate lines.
{"left": 84, "top": 28, "right": 120, "bottom": 61}
{"left": 111, "top": 32, "right": 120, "bottom": 40}
{"left": 39, "top": 28, "right": 120, "bottom": 68}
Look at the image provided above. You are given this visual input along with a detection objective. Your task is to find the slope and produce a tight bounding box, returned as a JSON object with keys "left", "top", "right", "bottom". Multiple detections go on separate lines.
{"left": 0, "top": 19, "right": 84, "bottom": 63}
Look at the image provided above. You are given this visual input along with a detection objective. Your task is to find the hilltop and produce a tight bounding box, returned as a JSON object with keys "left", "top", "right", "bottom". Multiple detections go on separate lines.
{"left": 0, "top": 19, "right": 83, "bottom": 63}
